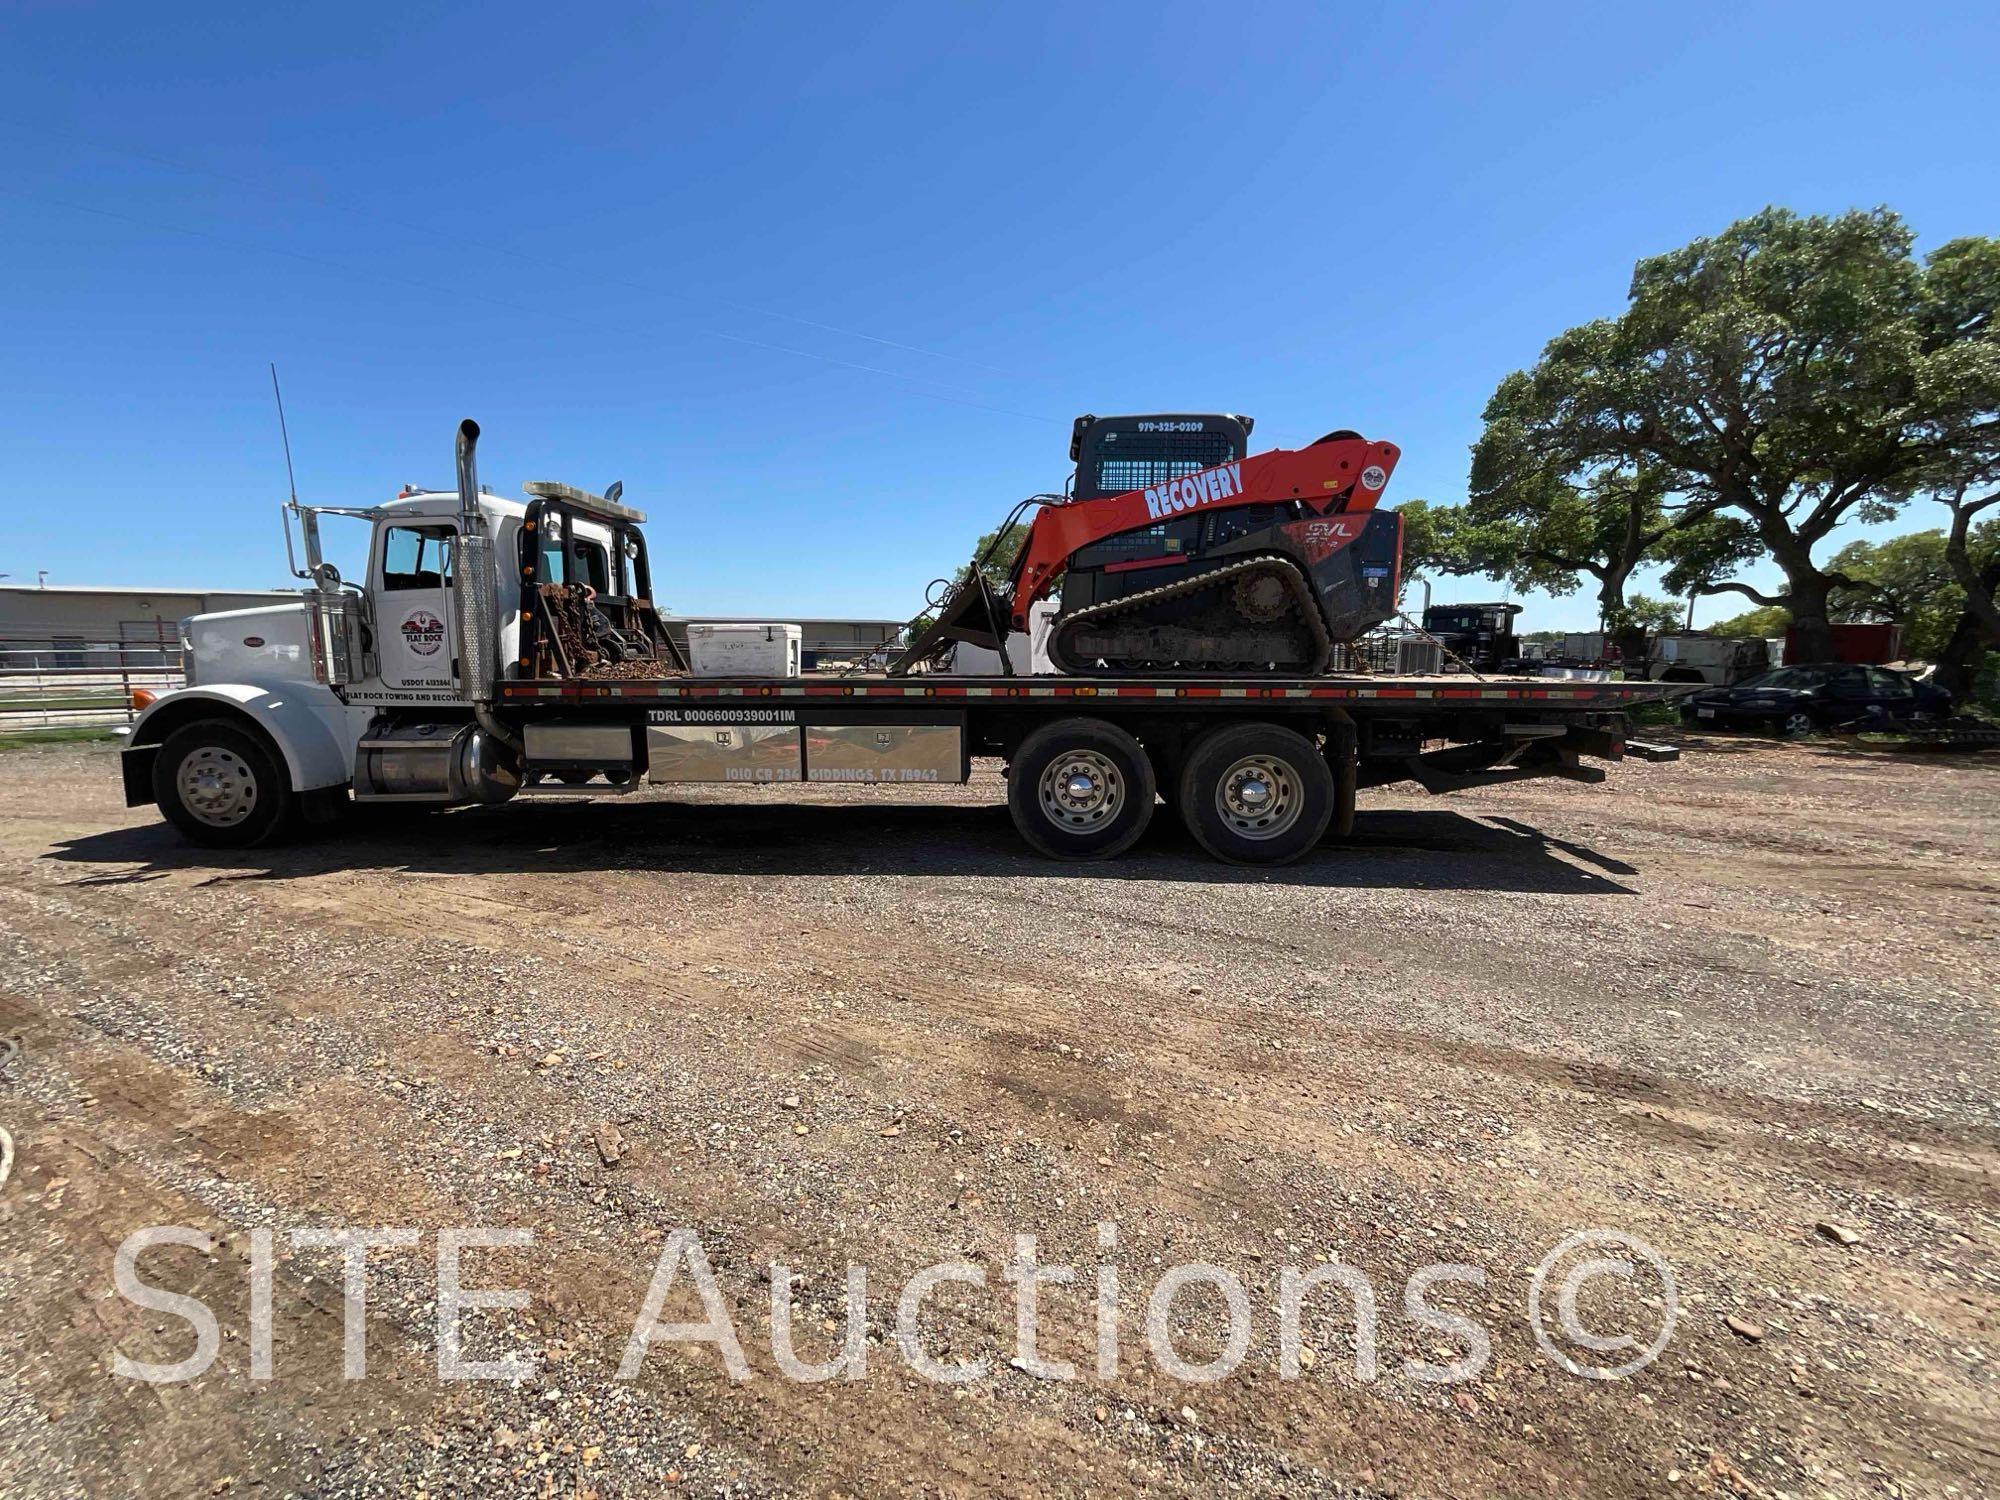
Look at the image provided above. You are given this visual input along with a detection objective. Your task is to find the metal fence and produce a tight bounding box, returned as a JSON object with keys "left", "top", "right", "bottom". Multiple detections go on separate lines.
{"left": 0, "top": 639, "right": 184, "bottom": 733}
{"left": 1330, "top": 631, "right": 1444, "bottom": 675}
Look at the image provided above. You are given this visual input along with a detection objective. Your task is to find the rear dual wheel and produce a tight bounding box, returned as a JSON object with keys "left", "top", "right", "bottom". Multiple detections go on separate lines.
{"left": 1177, "top": 722, "right": 1334, "bottom": 865}
{"left": 1006, "top": 718, "right": 1333, "bottom": 865}
{"left": 1008, "top": 719, "right": 1157, "bottom": 860}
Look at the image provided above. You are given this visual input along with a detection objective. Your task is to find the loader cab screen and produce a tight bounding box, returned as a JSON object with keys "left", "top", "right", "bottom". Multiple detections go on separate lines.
{"left": 1088, "top": 434, "right": 1239, "bottom": 500}
{"left": 1071, "top": 417, "right": 1249, "bottom": 501}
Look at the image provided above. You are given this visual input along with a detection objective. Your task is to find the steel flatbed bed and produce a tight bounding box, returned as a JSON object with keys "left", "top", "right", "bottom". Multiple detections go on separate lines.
{"left": 473, "top": 670, "right": 1685, "bottom": 862}
{"left": 497, "top": 672, "right": 1676, "bottom": 710}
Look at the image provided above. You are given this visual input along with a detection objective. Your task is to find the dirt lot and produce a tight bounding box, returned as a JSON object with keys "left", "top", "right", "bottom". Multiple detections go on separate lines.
{"left": 0, "top": 735, "right": 1993, "bottom": 1498}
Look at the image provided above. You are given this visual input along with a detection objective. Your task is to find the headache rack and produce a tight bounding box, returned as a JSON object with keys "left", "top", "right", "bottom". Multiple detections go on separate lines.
{"left": 514, "top": 482, "right": 688, "bottom": 680}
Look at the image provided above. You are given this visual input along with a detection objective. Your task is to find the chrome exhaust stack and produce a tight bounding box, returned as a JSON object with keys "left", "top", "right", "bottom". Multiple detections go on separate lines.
{"left": 451, "top": 418, "right": 500, "bottom": 703}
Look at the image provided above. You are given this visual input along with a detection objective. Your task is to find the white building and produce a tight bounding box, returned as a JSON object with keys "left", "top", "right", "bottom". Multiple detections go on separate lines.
{"left": 0, "top": 584, "right": 297, "bottom": 667}
{"left": 0, "top": 584, "right": 905, "bottom": 672}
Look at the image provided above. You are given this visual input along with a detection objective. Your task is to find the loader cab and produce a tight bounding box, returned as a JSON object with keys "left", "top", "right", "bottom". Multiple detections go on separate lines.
{"left": 1064, "top": 413, "right": 1258, "bottom": 577}
{"left": 1068, "top": 413, "right": 1254, "bottom": 501}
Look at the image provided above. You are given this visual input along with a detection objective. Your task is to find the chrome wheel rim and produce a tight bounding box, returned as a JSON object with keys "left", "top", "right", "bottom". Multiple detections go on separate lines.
{"left": 176, "top": 746, "right": 258, "bottom": 828}
{"left": 1039, "top": 750, "right": 1123, "bottom": 830}
{"left": 1783, "top": 712, "right": 1814, "bottom": 735}
{"left": 1215, "top": 754, "right": 1301, "bottom": 840}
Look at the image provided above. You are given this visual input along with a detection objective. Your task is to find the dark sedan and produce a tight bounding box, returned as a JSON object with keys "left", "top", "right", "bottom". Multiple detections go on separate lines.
{"left": 1681, "top": 664, "right": 1951, "bottom": 736}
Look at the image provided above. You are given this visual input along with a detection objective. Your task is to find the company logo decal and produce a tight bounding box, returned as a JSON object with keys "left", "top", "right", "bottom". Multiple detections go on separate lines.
{"left": 1282, "top": 517, "right": 1365, "bottom": 564}
{"left": 1360, "top": 465, "right": 1388, "bottom": 491}
{"left": 401, "top": 610, "right": 446, "bottom": 657}
{"left": 1144, "top": 463, "right": 1244, "bottom": 520}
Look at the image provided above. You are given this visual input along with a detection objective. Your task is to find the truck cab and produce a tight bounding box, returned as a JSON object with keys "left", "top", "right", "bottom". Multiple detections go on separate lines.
{"left": 123, "top": 421, "right": 676, "bottom": 845}
{"left": 1421, "top": 601, "right": 1523, "bottom": 674}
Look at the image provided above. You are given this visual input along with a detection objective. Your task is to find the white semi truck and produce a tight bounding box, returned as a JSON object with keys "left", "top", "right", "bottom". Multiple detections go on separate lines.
{"left": 122, "top": 420, "right": 1677, "bottom": 865}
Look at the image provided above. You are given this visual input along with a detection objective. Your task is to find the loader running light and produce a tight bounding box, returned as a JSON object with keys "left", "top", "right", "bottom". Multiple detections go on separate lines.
{"left": 131, "top": 689, "right": 157, "bottom": 711}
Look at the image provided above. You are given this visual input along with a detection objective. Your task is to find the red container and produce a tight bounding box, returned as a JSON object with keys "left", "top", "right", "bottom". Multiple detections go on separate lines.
{"left": 1783, "top": 622, "right": 1903, "bottom": 665}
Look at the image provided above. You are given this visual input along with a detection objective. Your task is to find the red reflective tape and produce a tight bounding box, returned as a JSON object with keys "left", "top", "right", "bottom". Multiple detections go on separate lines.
{"left": 1114, "top": 686, "right": 1158, "bottom": 697}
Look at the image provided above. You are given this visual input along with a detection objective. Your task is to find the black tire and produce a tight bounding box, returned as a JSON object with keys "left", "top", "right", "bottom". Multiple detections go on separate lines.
{"left": 1178, "top": 722, "right": 1334, "bottom": 865}
{"left": 1775, "top": 709, "right": 1818, "bottom": 738}
{"left": 1006, "top": 718, "right": 1156, "bottom": 860}
{"left": 152, "top": 719, "right": 297, "bottom": 849}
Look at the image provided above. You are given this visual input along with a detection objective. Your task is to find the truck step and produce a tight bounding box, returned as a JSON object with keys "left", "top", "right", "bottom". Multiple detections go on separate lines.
{"left": 516, "top": 777, "right": 643, "bottom": 797}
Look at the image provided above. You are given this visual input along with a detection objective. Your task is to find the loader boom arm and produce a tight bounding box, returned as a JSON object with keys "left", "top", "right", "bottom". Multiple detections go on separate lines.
{"left": 1010, "top": 435, "right": 1400, "bottom": 629}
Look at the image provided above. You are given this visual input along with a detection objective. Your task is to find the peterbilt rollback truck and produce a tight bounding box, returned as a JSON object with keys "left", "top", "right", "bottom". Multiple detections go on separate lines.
{"left": 121, "top": 418, "right": 1677, "bottom": 866}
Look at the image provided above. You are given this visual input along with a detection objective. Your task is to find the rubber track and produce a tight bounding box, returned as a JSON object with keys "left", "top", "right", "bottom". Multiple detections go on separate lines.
{"left": 1048, "top": 554, "right": 1332, "bottom": 676}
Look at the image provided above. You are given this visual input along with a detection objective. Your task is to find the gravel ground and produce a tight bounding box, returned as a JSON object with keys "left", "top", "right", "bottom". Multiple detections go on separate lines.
{"left": 0, "top": 734, "right": 1993, "bottom": 1498}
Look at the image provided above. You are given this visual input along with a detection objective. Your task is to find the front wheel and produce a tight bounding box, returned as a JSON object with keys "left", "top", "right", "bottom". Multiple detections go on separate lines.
{"left": 152, "top": 719, "right": 297, "bottom": 848}
{"left": 1179, "top": 722, "right": 1334, "bottom": 865}
{"left": 1006, "top": 718, "right": 1157, "bottom": 860}
{"left": 1775, "top": 710, "right": 1818, "bottom": 738}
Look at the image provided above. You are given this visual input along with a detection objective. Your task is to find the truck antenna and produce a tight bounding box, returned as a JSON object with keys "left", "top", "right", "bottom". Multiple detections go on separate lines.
{"left": 270, "top": 362, "right": 299, "bottom": 505}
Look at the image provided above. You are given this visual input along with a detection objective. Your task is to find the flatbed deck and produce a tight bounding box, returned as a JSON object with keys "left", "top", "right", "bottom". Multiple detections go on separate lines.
{"left": 498, "top": 672, "right": 1680, "bottom": 710}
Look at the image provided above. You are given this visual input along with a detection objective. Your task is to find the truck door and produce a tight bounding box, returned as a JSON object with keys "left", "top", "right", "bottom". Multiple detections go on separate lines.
{"left": 376, "top": 521, "right": 459, "bottom": 693}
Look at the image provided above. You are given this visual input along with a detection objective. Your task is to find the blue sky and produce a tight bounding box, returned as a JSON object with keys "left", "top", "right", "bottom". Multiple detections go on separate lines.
{"left": 3, "top": 1, "right": 1994, "bottom": 630}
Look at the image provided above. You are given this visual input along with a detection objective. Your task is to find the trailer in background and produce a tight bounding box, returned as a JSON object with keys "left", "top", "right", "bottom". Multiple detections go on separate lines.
{"left": 1785, "top": 622, "right": 1904, "bottom": 666}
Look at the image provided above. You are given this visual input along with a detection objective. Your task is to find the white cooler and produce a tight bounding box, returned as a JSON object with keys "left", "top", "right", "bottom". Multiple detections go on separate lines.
{"left": 686, "top": 622, "right": 802, "bottom": 678}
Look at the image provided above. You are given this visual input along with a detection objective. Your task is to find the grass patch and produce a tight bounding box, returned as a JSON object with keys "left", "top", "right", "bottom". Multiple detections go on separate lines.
{"left": 0, "top": 696, "right": 128, "bottom": 710}
{"left": 1626, "top": 700, "right": 1686, "bottom": 727}
{"left": 0, "top": 726, "right": 123, "bottom": 750}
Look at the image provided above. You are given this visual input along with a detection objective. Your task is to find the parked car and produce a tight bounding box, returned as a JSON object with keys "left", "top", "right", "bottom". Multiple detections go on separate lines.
{"left": 1680, "top": 664, "right": 1951, "bottom": 735}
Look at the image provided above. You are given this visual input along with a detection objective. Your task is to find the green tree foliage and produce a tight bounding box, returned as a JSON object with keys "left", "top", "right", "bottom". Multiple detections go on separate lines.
{"left": 1708, "top": 604, "right": 1791, "bottom": 640}
{"left": 1393, "top": 499, "right": 1464, "bottom": 581}
{"left": 1473, "top": 207, "right": 2000, "bottom": 662}
{"left": 1623, "top": 594, "right": 1685, "bottom": 637}
{"left": 1906, "top": 236, "right": 2000, "bottom": 697}
{"left": 1828, "top": 531, "right": 1960, "bottom": 658}
{"left": 955, "top": 521, "right": 1032, "bottom": 591}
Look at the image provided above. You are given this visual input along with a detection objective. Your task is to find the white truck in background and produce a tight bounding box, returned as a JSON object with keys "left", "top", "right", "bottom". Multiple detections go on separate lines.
{"left": 1641, "top": 632, "right": 1772, "bottom": 687}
